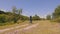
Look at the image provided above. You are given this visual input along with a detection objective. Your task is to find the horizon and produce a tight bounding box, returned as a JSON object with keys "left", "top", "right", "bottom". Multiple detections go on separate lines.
{"left": 0, "top": 0, "right": 60, "bottom": 18}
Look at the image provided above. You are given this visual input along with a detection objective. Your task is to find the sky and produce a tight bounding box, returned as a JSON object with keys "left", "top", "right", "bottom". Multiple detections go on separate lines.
{"left": 0, "top": 0, "right": 60, "bottom": 18}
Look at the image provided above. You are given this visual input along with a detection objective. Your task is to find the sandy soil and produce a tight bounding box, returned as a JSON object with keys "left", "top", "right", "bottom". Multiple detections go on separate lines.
{"left": 0, "top": 20, "right": 60, "bottom": 34}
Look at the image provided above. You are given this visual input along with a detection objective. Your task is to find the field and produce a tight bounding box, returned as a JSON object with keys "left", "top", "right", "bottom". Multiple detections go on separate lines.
{"left": 0, "top": 20, "right": 60, "bottom": 34}
{"left": 21, "top": 20, "right": 60, "bottom": 34}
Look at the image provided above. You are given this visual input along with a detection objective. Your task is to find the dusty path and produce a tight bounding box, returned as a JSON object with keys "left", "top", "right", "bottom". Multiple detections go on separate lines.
{"left": 0, "top": 24, "right": 29, "bottom": 33}
{"left": 1, "top": 21, "right": 60, "bottom": 34}
{"left": 0, "top": 23, "right": 39, "bottom": 34}
{"left": 21, "top": 21, "right": 60, "bottom": 34}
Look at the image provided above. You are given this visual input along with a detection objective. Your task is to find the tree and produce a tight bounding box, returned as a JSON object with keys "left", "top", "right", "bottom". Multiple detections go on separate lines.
{"left": 12, "top": 6, "right": 17, "bottom": 14}
{"left": 52, "top": 5, "right": 60, "bottom": 19}
{"left": 46, "top": 15, "right": 51, "bottom": 20}
{"left": 0, "top": 10, "right": 6, "bottom": 14}
{"left": 12, "top": 6, "right": 23, "bottom": 23}
{"left": 32, "top": 14, "right": 40, "bottom": 20}
{"left": 18, "top": 9, "right": 22, "bottom": 15}
{"left": 52, "top": 5, "right": 60, "bottom": 22}
{"left": 17, "top": 9, "right": 22, "bottom": 20}
{"left": 12, "top": 6, "right": 17, "bottom": 23}
{"left": 0, "top": 14, "right": 6, "bottom": 23}
{"left": 21, "top": 15, "right": 29, "bottom": 21}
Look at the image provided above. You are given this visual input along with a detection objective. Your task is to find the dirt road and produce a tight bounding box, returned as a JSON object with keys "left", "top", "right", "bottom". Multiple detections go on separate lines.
{"left": 0, "top": 21, "right": 60, "bottom": 34}
{"left": 0, "top": 23, "right": 39, "bottom": 34}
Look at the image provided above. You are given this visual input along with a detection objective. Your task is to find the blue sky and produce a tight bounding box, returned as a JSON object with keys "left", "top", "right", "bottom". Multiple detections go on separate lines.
{"left": 0, "top": 0, "right": 60, "bottom": 18}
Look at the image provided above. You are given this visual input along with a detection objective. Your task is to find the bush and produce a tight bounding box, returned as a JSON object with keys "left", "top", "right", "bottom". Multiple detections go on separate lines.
{"left": 46, "top": 15, "right": 51, "bottom": 20}
{"left": 0, "top": 14, "right": 6, "bottom": 23}
{"left": 21, "top": 15, "right": 29, "bottom": 21}
{"left": 52, "top": 17, "right": 60, "bottom": 23}
{"left": 32, "top": 15, "right": 40, "bottom": 20}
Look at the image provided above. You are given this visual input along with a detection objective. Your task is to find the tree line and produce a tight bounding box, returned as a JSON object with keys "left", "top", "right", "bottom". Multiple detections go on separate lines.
{"left": 0, "top": 5, "right": 60, "bottom": 26}
{"left": 0, "top": 6, "right": 41, "bottom": 26}
{"left": 46, "top": 5, "right": 60, "bottom": 23}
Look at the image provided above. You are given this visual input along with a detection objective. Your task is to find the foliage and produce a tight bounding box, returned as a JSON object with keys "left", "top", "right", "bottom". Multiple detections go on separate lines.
{"left": 32, "top": 14, "right": 40, "bottom": 20}
{"left": 21, "top": 15, "right": 29, "bottom": 21}
{"left": 0, "top": 10, "right": 6, "bottom": 14}
{"left": 0, "top": 6, "right": 24, "bottom": 26}
{"left": 46, "top": 15, "right": 51, "bottom": 20}
{"left": 52, "top": 5, "right": 60, "bottom": 19}
{"left": 52, "top": 17, "right": 60, "bottom": 22}
{"left": 12, "top": 6, "right": 22, "bottom": 23}
{"left": 0, "top": 14, "right": 6, "bottom": 23}
{"left": 52, "top": 5, "right": 60, "bottom": 22}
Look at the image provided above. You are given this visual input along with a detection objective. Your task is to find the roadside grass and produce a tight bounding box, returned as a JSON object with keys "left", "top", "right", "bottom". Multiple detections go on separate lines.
{"left": 1, "top": 20, "right": 38, "bottom": 34}
{"left": 0, "top": 20, "right": 38, "bottom": 29}
{"left": 1, "top": 20, "right": 60, "bottom": 34}
{"left": 0, "top": 20, "right": 29, "bottom": 29}
{"left": 18, "top": 20, "right": 60, "bottom": 34}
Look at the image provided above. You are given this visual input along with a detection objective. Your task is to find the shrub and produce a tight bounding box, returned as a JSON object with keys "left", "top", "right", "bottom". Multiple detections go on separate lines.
{"left": 0, "top": 14, "right": 6, "bottom": 23}
{"left": 52, "top": 17, "right": 60, "bottom": 23}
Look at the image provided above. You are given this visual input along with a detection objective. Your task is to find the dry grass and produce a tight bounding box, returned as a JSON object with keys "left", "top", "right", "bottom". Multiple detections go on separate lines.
{"left": 19, "top": 20, "right": 60, "bottom": 34}
{"left": 1, "top": 20, "right": 60, "bottom": 34}
{"left": 0, "top": 21, "right": 29, "bottom": 29}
